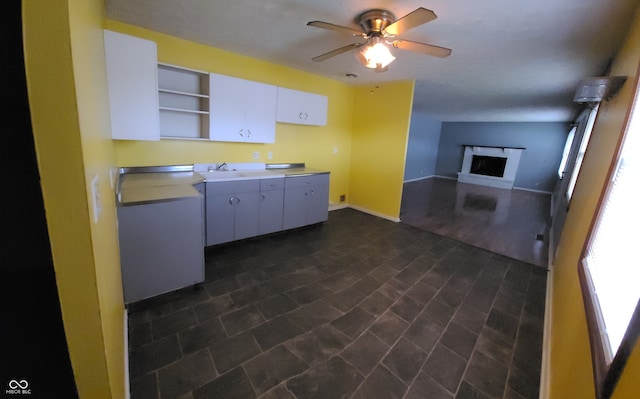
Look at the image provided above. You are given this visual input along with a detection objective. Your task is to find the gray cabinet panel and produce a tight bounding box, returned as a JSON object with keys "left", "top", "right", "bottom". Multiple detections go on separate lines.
{"left": 307, "top": 182, "right": 330, "bottom": 225}
{"left": 118, "top": 197, "right": 204, "bottom": 304}
{"left": 260, "top": 178, "right": 285, "bottom": 191}
{"left": 260, "top": 189, "right": 284, "bottom": 234}
{"left": 206, "top": 180, "right": 260, "bottom": 245}
{"left": 206, "top": 191, "right": 236, "bottom": 245}
{"left": 234, "top": 191, "right": 260, "bottom": 240}
{"left": 283, "top": 174, "right": 330, "bottom": 230}
{"left": 283, "top": 186, "right": 307, "bottom": 230}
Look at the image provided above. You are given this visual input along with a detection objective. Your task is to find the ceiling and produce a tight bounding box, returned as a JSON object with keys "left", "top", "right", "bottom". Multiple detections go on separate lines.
{"left": 104, "top": 0, "right": 638, "bottom": 122}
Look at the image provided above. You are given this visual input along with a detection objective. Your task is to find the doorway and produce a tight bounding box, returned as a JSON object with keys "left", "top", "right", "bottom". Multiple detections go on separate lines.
{"left": 0, "top": 2, "right": 78, "bottom": 397}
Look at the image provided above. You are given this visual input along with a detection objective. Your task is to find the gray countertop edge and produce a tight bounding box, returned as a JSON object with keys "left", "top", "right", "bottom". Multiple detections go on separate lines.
{"left": 117, "top": 166, "right": 329, "bottom": 206}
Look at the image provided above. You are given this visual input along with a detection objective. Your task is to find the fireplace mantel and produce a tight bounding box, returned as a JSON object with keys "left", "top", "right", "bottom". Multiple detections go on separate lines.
{"left": 457, "top": 145, "right": 524, "bottom": 189}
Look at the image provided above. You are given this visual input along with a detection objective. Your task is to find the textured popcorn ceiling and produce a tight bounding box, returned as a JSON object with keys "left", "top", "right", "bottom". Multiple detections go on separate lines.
{"left": 105, "top": 0, "right": 638, "bottom": 122}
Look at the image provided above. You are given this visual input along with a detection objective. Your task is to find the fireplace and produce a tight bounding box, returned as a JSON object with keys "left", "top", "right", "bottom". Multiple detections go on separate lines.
{"left": 457, "top": 145, "right": 524, "bottom": 189}
{"left": 470, "top": 155, "right": 508, "bottom": 177}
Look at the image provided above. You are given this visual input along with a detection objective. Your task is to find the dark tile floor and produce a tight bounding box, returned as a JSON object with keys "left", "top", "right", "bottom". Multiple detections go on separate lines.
{"left": 128, "top": 208, "right": 546, "bottom": 399}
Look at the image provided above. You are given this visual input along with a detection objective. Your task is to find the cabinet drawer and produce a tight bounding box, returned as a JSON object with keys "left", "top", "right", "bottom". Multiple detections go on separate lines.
{"left": 207, "top": 179, "right": 259, "bottom": 194}
{"left": 260, "top": 178, "right": 285, "bottom": 191}
{"left": 284, "top": 173, "right": 330, "bottom": 189}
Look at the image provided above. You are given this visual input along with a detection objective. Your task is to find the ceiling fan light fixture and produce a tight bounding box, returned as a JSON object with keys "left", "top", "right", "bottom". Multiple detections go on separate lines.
{"left": 358, "top": 38, "right": 395, "bottom": 69}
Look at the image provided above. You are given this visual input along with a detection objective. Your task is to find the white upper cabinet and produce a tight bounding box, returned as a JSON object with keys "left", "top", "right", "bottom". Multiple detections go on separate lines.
{"left": 209, "top": 73, "right": 277, "bottom": 143}
{"left": 103, "top": 30, "right": 160, "bottom": 141}
{"left": 276, "top": 87, "right": 328, "bottom": 126}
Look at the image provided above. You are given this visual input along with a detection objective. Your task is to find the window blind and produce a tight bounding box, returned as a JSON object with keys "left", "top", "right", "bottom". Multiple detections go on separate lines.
{"left": 583, "top": 96, "right": 640, "bottom": 360}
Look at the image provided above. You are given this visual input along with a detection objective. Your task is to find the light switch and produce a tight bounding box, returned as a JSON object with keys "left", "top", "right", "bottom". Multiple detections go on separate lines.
{"left": 91, "top": 174, "right": 102, "bottom": 223}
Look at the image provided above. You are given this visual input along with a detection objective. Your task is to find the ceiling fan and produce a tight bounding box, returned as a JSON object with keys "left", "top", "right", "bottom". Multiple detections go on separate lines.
{"left": 307, "top": 7, "right": 452, "bottom": 72}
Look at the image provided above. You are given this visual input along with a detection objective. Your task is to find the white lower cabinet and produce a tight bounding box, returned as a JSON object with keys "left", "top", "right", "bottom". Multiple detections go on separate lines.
{"left": 206, "top": 180, "right": 260, "bottom": 245}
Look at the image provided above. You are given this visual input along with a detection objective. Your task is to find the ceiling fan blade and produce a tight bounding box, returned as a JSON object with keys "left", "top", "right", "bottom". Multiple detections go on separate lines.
{"left": 311, "top": 43, "right": 363, "bottom": 62}
{"left": 383, "top": 7, "right": 437, "bottom": 36}
{"left": 392, "top": 39, "right": 452, "bottom": 58}
{"left": 375, "top": 65, "right": 389, "bottom": 73}
{"left": 307, "top": 21, "right": 366, "bottom": 37}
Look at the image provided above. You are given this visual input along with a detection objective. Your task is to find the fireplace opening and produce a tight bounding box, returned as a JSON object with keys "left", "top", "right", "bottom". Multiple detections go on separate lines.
{"left": 470, "top": 155, "right": 507, "bottom": 177}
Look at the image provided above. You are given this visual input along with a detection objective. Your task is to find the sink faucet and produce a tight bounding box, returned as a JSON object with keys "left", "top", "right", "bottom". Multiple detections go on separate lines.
{"left": 216, "top": 162, "right": 228, "bottom": 171}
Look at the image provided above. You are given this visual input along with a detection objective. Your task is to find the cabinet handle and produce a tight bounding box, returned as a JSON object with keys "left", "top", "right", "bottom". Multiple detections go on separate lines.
{"left": 229, "top": 196, "right": 235, "bottom": 205}
{"left": 299, "top": 112, "right": 304, "bottom": 120}
{"left": 304, "top": 112, "right": 309, "bottom": 120}
{"left": 247, "top": 129, "right": 252, "bottom": 137}
{"left": 310, "top": 189, "right": 315, "bottom": 195}
{"left": 261, "top": 193, "right": 266, "bottom": 200}
{"left": 239, "top": 129, "right": 244, "bottom": 137}
{"left": 236, "top": 196, "right": 241, "bottom": 204}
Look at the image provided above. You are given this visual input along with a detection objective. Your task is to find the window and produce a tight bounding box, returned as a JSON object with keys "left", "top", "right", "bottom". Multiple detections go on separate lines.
{"left": 580, "top": 76, "right": 640, "bottom": 398}
{"left": 557, "top": 125, "right": 576, "bottom": 179}
{"left": 567, "top": 104, "right": 599, "bottom": 202}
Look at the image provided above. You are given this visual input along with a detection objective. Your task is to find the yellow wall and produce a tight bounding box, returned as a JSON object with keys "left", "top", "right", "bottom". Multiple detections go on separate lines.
{"left": 548, "top": 4, "right": 640, "bottom": 398}
{"left": 22, "top": 6, "right": 415, "bottom": 399}
{"left": 23, "top": 0, "right": 124, "bottom": 398}
{"left": 105, "top": 20, "right": 355, "bottom": 207}
{"left": 349, "top": 82, "right": 415, "bottom": 219}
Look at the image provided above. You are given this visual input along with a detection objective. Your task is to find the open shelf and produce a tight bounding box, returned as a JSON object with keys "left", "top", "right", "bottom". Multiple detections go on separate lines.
{"left": 158, "top": 63, "right": 210, "bottom": 139}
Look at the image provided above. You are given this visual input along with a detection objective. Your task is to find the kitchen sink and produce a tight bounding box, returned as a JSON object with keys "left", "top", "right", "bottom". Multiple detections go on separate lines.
{"left": 198, "top": 170, "right": 284, "bottom": 181}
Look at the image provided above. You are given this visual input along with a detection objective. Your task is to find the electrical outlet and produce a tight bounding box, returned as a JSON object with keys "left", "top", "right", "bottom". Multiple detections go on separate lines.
{"left": 333, "top": 146, "right": 338, "bottom": 154}
{"left": 268, "top": 151, "right": 273, "bottom": 160}
{"left": 340, "top": 194, "right": 346, "bottom": 202}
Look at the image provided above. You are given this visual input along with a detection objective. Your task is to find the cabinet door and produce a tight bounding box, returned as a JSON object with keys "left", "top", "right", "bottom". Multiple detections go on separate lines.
{"left": 205, "top": 190, "right": 236, "bottom": 246}
{"left": 234, "top": 191, "right": 260, "bottom": 240}
{"left": 276, "top": 87, "right": 328, "bottom": 126}
{"left": 245, "top": 81, "right": 277, "bottom": 143}
{"left": 209, "top": 73, "right": 247, "bottom": 142}
{"left": 118, "top": 197, "right": 204, "bottom": 303}
{"left": 259, "top": 189, "right": 284, "bottom": 235}
{"left": 303, "top": 92, "right": 328, "bottom": 126}
{"left": 283, "top": 186, "right": 308, "bottom": 230}
{"left": 307, "top": 183, "right": 330, "bottom": 225}
{"left": 104, "top": 30, "right": 160, "bottom": 140}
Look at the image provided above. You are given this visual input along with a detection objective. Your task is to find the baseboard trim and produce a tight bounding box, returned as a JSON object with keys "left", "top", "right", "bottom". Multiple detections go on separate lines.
{"left": 403, "top": 175, "right": 437, "bottom": 183}
{"left": 539, "top": 245, "right": 554, "bottom": 399}
{"left": 347, "top": 205, "right": 401, "bottom": 223}
{"left": 124, "top": 311, "right": 130, "bottom": 399}
{"left": 513, "top": 186, "right": 553, "bottom": 195}
{"left": 329, "top": 203, "right": 349, "bottom": 212}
